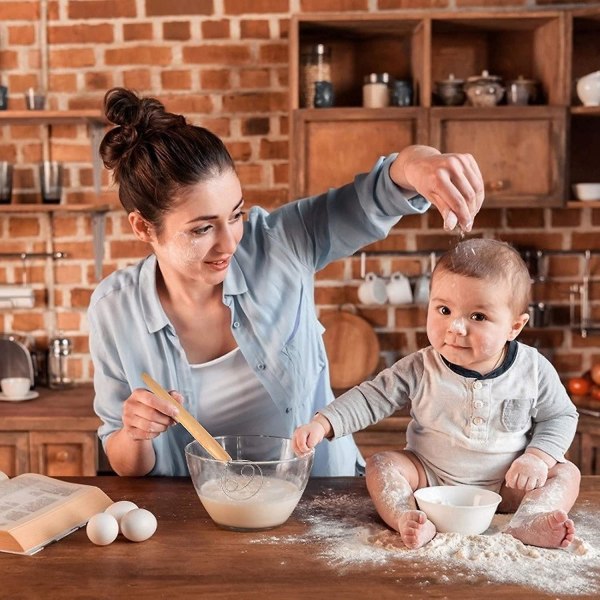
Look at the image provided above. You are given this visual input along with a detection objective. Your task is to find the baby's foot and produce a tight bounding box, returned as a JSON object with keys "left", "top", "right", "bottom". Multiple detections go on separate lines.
{"left": 506, "top": 510, "right": 575, "bottom": 549}
{"left": 397, "top": 509, "right": 436, "bottom": 549}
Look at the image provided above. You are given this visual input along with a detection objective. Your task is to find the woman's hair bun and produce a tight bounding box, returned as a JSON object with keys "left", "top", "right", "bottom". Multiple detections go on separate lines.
{"left": 100, "top": 87, "right": 185, "bottom": 171}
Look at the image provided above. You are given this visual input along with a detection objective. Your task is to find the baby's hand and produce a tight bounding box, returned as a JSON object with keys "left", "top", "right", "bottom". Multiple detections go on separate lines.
{"left": 505, "top": 453, "right": 549, "bottom": 491}
{"left": 292, "top": 417, "right": 330, "bottom": 456}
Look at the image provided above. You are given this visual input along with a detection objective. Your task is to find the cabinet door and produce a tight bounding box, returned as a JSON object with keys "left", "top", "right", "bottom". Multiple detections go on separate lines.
{"left": 0, "top": 432, "right": 29, "bottom": 476}
{"left": 291, "top": 108, "right": 427, "bottom": 199}
{"left": 29, "top": 431, "right": 97, "bottom": 476}
{"left": 430, "top": 107, "right": 567, "bottom": 206}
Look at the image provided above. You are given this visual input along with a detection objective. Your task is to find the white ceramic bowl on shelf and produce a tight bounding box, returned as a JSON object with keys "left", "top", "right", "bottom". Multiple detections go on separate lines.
{"left": 414, "top": 485, "right": 502, "bottom": 535}
{"left": 576, "top": 70, "right": 600, "bottom": 106}
{"left": 572, "top": 183, "right": 600, "bottom": 201}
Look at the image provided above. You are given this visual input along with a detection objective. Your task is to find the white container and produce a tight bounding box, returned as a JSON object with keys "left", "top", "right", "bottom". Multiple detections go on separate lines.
{"left": 0, "top": 377, "right": 31, "bottom": 398}
{"left": 572, "top": 183, "right": 600, "bottom": 201}
{"left": 576, "top": 70, "right": 600, "bottom": 106}
{"left": 414, "top": 485, "right": 502, "bottom": 535}
{"left": 363, "top": 73, "right": 390, "bottom": 108}
{"left": 358, "top": 272, "right": 387, "bottom": 305}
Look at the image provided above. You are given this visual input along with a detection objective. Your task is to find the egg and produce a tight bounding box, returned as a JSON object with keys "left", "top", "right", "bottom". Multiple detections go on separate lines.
{"left": 120, "top": 508, "right": 157, "bottom": 542}
{"left": 105, "top": 500, "right": 138, "bottom": 525}
{"left": 86, "top": 512, "right": 119, "bottom": 546}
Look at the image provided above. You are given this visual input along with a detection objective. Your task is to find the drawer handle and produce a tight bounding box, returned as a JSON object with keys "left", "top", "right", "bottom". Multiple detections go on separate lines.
{"left": 487, "top": 179, "right": 507, "bottom": 192}
{"left": 57, "top": 450, "right": 70, "bottom": 462}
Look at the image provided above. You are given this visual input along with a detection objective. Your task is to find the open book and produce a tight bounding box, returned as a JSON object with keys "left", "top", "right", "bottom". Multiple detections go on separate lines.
{"left": 0, "top": 472, "right": 113, "bottom": 555}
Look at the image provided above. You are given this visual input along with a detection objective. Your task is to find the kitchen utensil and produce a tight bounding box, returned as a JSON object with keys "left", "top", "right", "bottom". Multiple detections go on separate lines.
{"left": 386, "top": 272, "right": 413, "bottom": 304}
{"left": 572, "top": 183, "right": 600, "bottom": 201}
{"left": 185, "top": 435, "right": 314, "bottom": 530}
{"left": 0, "top": 377, "right": 31, "bottom": 398}
{"left": 39, "top": 161, "right": 63, "bottom": 204}
{"left": 414, "top": 485, "right": 501, "bottom": 535}
{"left": 0, "top": 335, "right": 35, "bottom": 385}
{"left": 141, "top": 372, "right": 231, "bottom": 462}
{"left": 506, "top": 76, "right": 539, "bottom": 105}
{"left": 357, "top": 272, "right": 387, "bottom": 305}
{"left": 391, "top": 79, "right": 412, "bottom": 106}
{"left": 320, "top": 309, "right": 380, "bottom": 389}
{"left": 434, "top": 73, "right": 465, "bottom": 106}
{"left": 24, "top": 88, "right": 45, "bottom": 110}
{"left": 464, "top": 70, "right": 505, "bottom": 107}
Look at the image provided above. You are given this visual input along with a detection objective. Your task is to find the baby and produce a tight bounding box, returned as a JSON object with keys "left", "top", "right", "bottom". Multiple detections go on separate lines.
{"left": 294, "top": 238, "right": 580, "bottom": 550}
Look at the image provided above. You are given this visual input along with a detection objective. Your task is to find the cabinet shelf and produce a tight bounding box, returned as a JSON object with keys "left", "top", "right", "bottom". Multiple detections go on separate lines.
{"left": 0, "top": 110, "right": 105, "bottom": 127}
{"left": 0, "top": 204, "right": 110, "bottom": 214}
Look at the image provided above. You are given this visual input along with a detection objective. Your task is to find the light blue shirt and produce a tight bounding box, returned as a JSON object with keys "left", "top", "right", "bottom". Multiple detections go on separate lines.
{"left": 88, "top": 154, "right": 430, "bottom": 476}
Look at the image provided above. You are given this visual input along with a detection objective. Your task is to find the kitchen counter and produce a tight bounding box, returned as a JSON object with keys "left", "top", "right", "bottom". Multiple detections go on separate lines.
{"left": 2, "top": 476, "right": 599, "bottom": 599}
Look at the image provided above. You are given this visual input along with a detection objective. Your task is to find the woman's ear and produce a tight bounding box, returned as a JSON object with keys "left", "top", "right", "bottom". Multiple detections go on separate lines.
{"left": 508, "top": 312, "right": 530, "bottom": 340}
{"left": 128, "top": 211, "right": 154, "bottom": 243}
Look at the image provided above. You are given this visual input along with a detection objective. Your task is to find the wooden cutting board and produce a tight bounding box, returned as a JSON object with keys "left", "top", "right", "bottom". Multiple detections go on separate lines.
{"left": 320, "top": 310, "right": 380, "bottom": 389}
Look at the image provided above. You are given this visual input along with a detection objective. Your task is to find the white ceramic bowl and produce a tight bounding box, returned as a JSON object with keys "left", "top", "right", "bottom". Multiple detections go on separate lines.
{"left": 414, "top": 485, "right": 502, "bottom": 535}
{"left": 576, "top": 70, "right": 600, "bottom": 106}
{"left": 0, "top": 377, "right": 31, "bottom": 398}
{"left": 185, "top": 435, "right": 314, "bottom": 531}
{"left": 573, "top": 183, "right": 600, "bottom": 201}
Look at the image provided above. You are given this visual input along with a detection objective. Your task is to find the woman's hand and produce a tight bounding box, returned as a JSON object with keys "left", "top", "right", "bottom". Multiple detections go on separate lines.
{"left": 389, "top": 145, "right": 485, "bottom": 232}
{"left": 121, "top": 387, "right": 182, "bottom": 441}
{"left": 292, "top": 414, "right": 332, "bottom": 456}
{"left": 505, "top": 453, "right": 549, "bottom": 492}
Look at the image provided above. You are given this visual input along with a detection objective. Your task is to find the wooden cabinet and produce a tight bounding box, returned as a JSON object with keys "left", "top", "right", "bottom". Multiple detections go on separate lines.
{"left": 289, "top": 9, "right": 599, "bottom": 204}
{"left": 0, "top": 386, "right": 101, "bottom": 477}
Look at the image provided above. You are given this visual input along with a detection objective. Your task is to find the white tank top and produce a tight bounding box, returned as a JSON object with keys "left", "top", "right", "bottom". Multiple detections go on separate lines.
{"left": 190, "top": 347, "right": 287, "bottom": 437}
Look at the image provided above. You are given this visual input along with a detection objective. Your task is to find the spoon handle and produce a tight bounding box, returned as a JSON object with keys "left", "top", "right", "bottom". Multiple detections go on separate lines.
{"left": 141, "top": 372, "right": 232, "bottom": 462}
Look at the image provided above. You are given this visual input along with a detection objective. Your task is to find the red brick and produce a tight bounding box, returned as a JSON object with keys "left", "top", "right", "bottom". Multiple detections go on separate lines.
{"left": 572, "top": 233, "right": 600, "bottom": 251}
{"left": 200, "top": 69, "right": 231, "bottom": 90}
{"left": 494, "top": 233, "right": 565, "bottom": 251}
{"left": 161, "top": 70, "right": 192, "bottom": 90}
{"left": 224, "top": 0, "right": 289, "bottom": 14}
{"left": 378, "top": 332, "right": 409, "bottom": 352}
{"left": 57, "top": 312, "right": 82, "bottom": 331}
{"left": 12, "top": 313, "right": 45, "bottom": 331}
{"left": 0, "top": 2, "right": 38, "bottom": 19}
{"left": 163, "top": 95, "right": 214, "bottom": 114}
{"left": 550, "top": 208, "right": 582, "bottom": 228}
{"left": 49, "top": 24, "right": 114, "bottom": 44}
{"left": 316, "top": 260, "right": 345, "bottom": 281}
{"left": 506, "top": 208, "right": 545, "bottom": 228}
{"left": 163, "top": 21, "right": 191, "bottom": 40}
{"left": 55, "top": 265, "right": 84, "bottom": 284}
{"left": 8, "top": 217, "right": 40, "bottom": 237}
{"left": 364, "top": 236, "right": 408, "bottom": 252}
{"left": 184, "top": 44, "right": 251, "bottom": 65}
{"left": 201, "top": 20, "right": 231, "bottom": 39}
{"left": 272, "top": 163, "right": 288, "bottom": 185}
{"left": 259, "top": 43, "right": 287, "bottom": 63}
{"left": 546, "top": 255, "right": 580, "bottom": 278}
{"left": 240, "top": 20, "right": 270, "bottom": 39}
{"left": 146, "top": 0, "right": 213, "bottom": 16}
{"left": 242, "top": 117, "right": 270, "bottom": 136}
{"left": 235, "top": 164, "right": 264, "bottom": 185}
{"left": 123, "top": 23, "right": 154, "bottom": 41}
{"left": 110, "top": 240, "right": 149, "bottom": 259}
{"left": 314, "top": 285, "right": 355, "bottom": 306}
{"left": 300, "top": 0, "right": 368, "bottom": 11}
{"left": 53, "top": 216, "right": 79, "bottom": 237}
{"left": 395, "top": 306, "right": 428, "bottom": 328}
{"left": 105, "top": 46, "right": 172, "bottom": 66}
{"left": 259, "top": 139, "right": 287, "bottom": 160}
{"left": 222, "top": 91, "right": 287, "bottom": 113}
{"left": 0, "top": 50, "right": 19, "bottom": 70}
{"left": 6, "top": 74, "right": 38, "bottom": 93}
{"left": 227, "top": 142, "right": 253, "bottom": 161}
{"left": 239, "top": 68, "right": 270, "bottom": 88}
{"left": 50, "top": 48, "right": 96, "bottom": 68}
{"left": 379, "top": 0, "right": 448, "bottom": 7}
{"left": 8, "top": 25, "right": 35, "bottom": 45}
{"left": 85, "top": 71, "right": 115, "bottom": 91}
{"left": 123, "top": 69, "right": 152, "bottom": 89}
{"left": 243, "top": 188, "right": 287, "bottom": 208}
{"left": 68, "top": 0, "right": 137, "bottom": 19}
{"left": 457, "top": 0, "right": 523, "bottom": 5}
{"left": 359, "top": 307, "right": 389, "bottom": 327}
{"left": 49, "top": 73, "right": 78, "bottom": 93}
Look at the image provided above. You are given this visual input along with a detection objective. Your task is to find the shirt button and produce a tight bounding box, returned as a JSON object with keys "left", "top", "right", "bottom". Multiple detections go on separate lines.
{"left": 472, "top": 417, "right": 484, "bottom": 425}
{"left": 257, "top": 363, "right": 266, "bottom": 371}
{"left": 473, "top": 401, "right": 483, "bottom": 409}
{"left": 286, "top": 407, "right": 292, "bottom": 414}
{"left": 473, "top": 381, "right": 482, "bottom": 390}
{"left": 232, "top": 321, "right": 240, "bottom": 329}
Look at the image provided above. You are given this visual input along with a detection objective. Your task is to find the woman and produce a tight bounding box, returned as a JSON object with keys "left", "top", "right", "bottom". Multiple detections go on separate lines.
{"left": 89, "top": 87, "right": 484, "bottom": 477}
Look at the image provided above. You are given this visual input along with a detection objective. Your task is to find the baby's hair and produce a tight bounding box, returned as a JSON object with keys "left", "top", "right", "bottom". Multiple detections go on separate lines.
{"left": 433, "top": 238, "right": 531, "bottom": 314}
{"left": 99, "top": 87, "right": 234, "bottom": 230}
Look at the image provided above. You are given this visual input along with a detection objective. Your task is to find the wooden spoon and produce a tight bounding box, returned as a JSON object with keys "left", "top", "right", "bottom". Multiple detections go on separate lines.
{"left": 141, "top": 372, "right": 232, "bottom": 462}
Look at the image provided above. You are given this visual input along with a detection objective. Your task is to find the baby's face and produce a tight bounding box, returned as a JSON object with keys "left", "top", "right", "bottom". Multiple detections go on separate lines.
{"left": 426, "top": 270, "right": 527, "bottom": 374}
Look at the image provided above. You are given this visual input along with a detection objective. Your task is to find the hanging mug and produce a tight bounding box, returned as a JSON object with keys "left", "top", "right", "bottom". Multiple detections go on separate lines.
{"left": 358, "top": 272, "right": 387, "bottom": 305}
{"left": 414, "top": 273, "right": 430, "bottom": 305}
{"left": 386, "top": 272, "right": 413, "bottom": 305}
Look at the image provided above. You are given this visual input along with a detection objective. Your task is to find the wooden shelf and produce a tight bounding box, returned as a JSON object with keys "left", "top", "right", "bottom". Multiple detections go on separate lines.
{"left": 0, "top": 110, "right": 105, "bottom": 126}
{"left": 571, "top": 106, "right": 600, "bottom": 115}
{"left": 567, "top": 200, "right": 600, "bottom": 207}
{"left": 0, "top": 204, "right": 110, "bottom": 213}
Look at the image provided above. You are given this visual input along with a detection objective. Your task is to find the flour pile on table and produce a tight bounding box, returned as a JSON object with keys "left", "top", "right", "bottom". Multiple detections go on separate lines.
{"left": 251, "top": 489, "right": 600, "bottom": 596}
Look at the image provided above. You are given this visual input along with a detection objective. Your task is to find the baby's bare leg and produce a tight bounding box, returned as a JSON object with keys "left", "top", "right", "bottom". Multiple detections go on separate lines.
{"left": 365, "top": 450, "right": 435, "bottom": 549}
{"left": 503, "top": 461, "right": 581, "bottom": 549}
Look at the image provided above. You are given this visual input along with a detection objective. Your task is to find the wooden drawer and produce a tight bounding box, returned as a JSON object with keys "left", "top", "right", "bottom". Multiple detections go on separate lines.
{"left": 29, "top": 431, "right": 98, "bottom": 477}
{"left": 0, "top": 432, "right": 29, "bottom": 477}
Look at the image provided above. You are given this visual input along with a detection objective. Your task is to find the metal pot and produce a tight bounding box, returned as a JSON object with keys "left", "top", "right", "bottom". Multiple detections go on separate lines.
{"left": 464, "top": 70, "right": 505, "bottom": 107}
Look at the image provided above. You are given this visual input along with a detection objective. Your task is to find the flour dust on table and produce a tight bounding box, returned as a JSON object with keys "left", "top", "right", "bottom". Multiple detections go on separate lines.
{"left": 250, "top": 489, "right": 600, "bottom": 596}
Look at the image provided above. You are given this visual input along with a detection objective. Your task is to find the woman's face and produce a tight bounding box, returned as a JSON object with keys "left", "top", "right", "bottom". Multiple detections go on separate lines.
{"left": 150, "top": 169, "right": 245, "bottom": 287}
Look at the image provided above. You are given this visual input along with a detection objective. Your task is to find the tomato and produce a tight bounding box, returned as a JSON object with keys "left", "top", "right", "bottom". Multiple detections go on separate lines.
{"left": 590, "top": 385, "right": 600, "bottom": 402}
{"left": 591, "top": 364, "right": 600, "bottom": 386}
{"left": 567, "top": 377, "right": 591, "bottom": 396}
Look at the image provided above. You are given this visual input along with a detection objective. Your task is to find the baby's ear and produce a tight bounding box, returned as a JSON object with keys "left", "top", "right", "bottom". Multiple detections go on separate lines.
{"left": 508, "top": 312, "right": 529, "bottom": 340}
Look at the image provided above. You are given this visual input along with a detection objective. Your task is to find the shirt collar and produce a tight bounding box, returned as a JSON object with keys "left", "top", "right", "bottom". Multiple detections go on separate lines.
{"left": 442, "top": 339, "right": 518, "bottom": 380}
{"left": 139, "top": 254, "right": 248, "bottom": 334}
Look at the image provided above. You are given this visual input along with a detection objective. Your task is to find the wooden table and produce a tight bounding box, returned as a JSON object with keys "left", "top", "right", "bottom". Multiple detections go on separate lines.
{"left": 2, "top": 476, "right": 599, "bottom": 599}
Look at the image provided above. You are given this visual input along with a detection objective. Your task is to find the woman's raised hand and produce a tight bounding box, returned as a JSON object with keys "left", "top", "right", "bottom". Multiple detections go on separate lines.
{"left": 121, "top": 387, "right": 182, "bottom": 441}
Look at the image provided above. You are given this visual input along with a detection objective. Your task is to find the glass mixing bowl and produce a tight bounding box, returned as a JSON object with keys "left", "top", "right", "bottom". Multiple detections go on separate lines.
{"left": 185, "top": 435, "right": 314, "bottom": 531}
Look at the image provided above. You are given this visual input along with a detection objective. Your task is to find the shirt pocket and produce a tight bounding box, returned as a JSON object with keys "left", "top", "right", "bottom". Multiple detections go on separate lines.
{"left": 500, "top": 398, "right": 534, "bottom": 432}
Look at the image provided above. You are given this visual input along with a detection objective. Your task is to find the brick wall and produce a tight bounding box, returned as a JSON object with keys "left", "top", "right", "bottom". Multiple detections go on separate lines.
{"left": 0, "top": 0, "right": 599, "bottom": 383}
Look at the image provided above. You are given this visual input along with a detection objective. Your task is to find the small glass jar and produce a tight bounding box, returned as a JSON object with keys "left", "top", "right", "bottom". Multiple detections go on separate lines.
{"left": 363, "top": 73, "right": 390, "bottom": 108}
{"left": 300, "top": 44, "right": 332, "bottom": 108}
{"left": 48, "top": 336, "right": 74, "bottom": 389}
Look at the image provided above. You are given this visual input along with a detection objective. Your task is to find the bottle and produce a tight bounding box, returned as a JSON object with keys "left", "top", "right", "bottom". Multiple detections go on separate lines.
{"left": 363, "top": 73, "right": 390, "bottom": 108}
{"left": 300, "top": 44, "right": 332, "bottom": 108}
{"left": 48, "top": 336, "right": 74, "bottom": 389}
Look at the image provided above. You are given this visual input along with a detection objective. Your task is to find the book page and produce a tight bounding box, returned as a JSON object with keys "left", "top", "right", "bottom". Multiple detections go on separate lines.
{"left": 0, "top": 474, "right": 85, "bottom": 529}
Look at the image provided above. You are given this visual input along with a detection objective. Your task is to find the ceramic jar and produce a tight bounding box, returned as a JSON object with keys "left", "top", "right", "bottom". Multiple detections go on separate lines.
{"left": 506, "top": 76, "right": 539, "bottom": 105}
{"left": 464, "top": 70, "right": 505, "bottom": 107}
{"left": 433, "top": 73, "right": 465, "bottom": 106}
{"left": 576, "top": 70, "right": 600, "bottom": 106}
{"left": 363, "top": 73, "right": 391, "bottom": 108}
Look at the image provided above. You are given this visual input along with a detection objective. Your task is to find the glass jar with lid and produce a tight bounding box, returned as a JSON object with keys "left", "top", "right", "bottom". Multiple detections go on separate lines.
{"left": 300, "top": 44, "right": 332, "bottom": 108}
{"left": 363, "top": 73, "right": 390, "bottom": 108}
